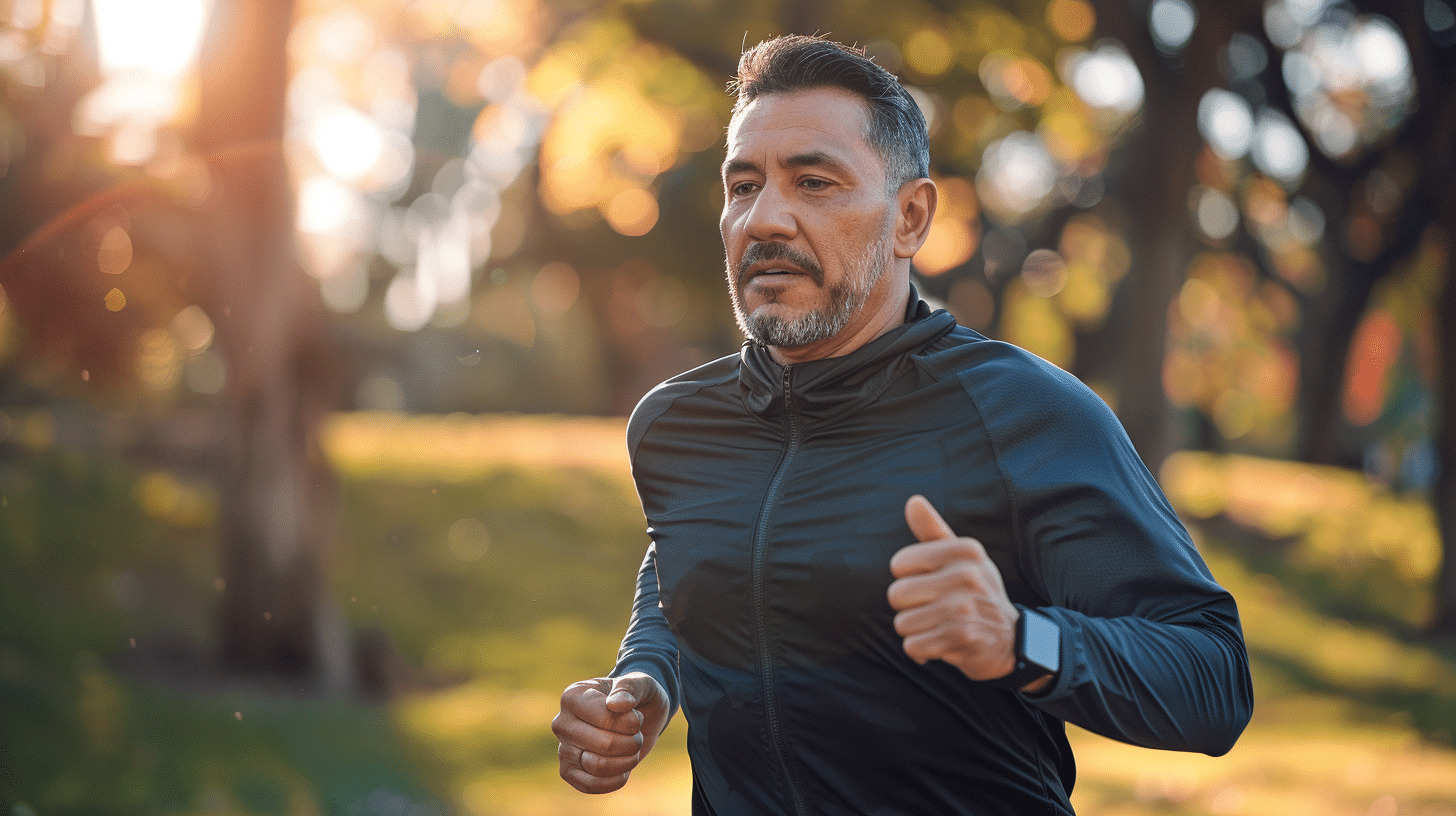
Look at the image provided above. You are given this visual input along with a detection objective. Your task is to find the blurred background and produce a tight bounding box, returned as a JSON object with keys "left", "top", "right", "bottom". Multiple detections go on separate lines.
{"left": 1, "top": 0, "right": 1455, "bottom": 813}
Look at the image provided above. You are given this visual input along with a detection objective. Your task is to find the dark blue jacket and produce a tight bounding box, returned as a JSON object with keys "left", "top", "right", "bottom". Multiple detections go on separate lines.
{"left": 613, "top": 296, "right": 1253, "bottom": 815}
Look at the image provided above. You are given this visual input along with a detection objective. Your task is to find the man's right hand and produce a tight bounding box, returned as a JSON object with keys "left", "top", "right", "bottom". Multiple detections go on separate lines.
{"left": 552, "top": 672, "right": 670, "bottom": 794}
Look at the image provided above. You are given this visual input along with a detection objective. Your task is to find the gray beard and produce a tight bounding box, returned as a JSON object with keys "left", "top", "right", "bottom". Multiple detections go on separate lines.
{"left": 729, "top": 234, "right": 888, "bottom": 349}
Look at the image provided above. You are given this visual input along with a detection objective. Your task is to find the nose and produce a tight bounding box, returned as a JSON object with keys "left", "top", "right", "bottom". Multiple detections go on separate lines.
{"left": 741, "top": 183, "right": 798, "bottom": 243}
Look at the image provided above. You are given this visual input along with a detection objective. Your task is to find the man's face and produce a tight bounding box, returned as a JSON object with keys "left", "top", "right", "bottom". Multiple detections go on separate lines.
{"left": 720, "top": 87, "right": 898, "bottom": 351}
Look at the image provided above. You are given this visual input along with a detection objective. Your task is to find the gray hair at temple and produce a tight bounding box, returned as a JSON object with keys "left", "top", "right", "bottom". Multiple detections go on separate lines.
{"left": 729, "top": 34, "right": 932, "bottom": 196}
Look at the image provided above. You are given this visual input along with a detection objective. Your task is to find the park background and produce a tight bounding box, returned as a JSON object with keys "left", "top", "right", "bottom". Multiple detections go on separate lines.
{"left": 3, "top": 0, "right": 1456, "bottom": 813}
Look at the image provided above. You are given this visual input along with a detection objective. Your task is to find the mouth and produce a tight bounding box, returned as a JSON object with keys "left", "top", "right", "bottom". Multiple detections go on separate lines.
{"left": 747, "top": 267, "right": 806, "bottom": 281}
{"left": 737, "top": 243, "right": 823, "bottom": 287}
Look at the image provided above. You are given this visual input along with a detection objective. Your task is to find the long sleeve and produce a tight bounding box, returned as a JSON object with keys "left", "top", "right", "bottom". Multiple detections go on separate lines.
{"left": 965, "top": 352, "right": 1254, "bottom": 756}
{"left": 610, "top": 542, "right": 682, "bottom": 718}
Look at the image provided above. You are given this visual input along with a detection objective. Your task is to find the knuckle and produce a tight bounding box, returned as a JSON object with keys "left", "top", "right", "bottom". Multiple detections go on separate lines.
{"left": 946, "top": 596, "right": 978, "bottom": 618}
{"left": 943, "top": 562, "right": 980, "bottom": 587}
{"left": 948, "top": 538, "right": 985, "bottom": 559}
{"left": 892, "top": 612, "right": 914, "bottom": 637}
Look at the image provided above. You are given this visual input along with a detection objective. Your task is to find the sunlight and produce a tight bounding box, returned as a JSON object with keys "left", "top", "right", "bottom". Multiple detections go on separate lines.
{"left": 78, "top": 0, "right": 210, "bottom": 163}
{"left": 91, "top": 0, "right": 209, "bottom": 77}
{"left": 307, "top": 102, "right": 388, "bottom": 183}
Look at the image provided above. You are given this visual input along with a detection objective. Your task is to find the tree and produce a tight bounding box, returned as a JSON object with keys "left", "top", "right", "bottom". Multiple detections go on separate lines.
{"left": 191, "top": 0, "right": 349, "bottom": 684}
{"left": 0, "top": 0, "right": 350, "bottom": 687}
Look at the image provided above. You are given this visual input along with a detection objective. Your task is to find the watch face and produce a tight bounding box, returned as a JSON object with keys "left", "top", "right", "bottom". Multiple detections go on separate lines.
{"left": 1022, "top": 610, "right": 1061, "bottom": 673}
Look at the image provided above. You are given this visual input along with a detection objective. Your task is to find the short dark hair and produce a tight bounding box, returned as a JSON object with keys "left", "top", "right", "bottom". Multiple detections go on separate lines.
{"left": 729, "top": 35, "right": 931, "bottom": 193}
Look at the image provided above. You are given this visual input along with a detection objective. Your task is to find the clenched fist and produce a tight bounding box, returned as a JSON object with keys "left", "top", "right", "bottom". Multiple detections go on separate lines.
{"left": 552, "top": 672, "right": 670, "bottom": 793}
{"left": 888, "top": 495, "right": 1048, "bottom": 693}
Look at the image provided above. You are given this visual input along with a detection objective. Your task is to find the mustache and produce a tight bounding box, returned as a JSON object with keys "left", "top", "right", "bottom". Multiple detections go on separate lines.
{"left": 737, "top": 242, "right": 823, "bottom": 286}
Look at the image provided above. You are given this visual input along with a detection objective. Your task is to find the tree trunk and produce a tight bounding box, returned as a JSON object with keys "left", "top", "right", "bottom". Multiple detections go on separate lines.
{"left": 193, "top": 0, "right": 349, "bottom": 686}
{"left": 1375, "top": 1, "right": 1456, "bottom": 635}
{"left": 1089, "top": 0, "right": 1257, "bottom": 469}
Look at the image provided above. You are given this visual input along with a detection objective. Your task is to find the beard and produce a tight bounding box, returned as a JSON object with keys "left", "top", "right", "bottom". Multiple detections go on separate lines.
{"left": 728, "top": 232, "right": 889, "bottom": 349}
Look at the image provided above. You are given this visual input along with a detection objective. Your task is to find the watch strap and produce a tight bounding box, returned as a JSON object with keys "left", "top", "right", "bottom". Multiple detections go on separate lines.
{"left": 985, "top": 604, "right": 1058, "bottom": 692}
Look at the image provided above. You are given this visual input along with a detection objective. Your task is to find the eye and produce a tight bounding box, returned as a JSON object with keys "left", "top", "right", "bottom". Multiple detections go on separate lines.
{"left": 800, "top": 177, "right": 830, "bottom": 190}
{"left": 729, "top": 181, "right": 758, "bottom": 197}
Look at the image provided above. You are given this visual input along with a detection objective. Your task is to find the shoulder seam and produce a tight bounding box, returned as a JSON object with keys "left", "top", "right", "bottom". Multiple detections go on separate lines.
{"left": 627, "top": 357, "right": 741, "bottom": 468}
{"left": 912, "top": 348, "right": 1047, "bottom": 604}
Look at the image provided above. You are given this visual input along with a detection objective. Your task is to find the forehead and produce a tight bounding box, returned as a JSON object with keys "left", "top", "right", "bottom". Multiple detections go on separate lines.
{"left": 724, "top": 87, "right": 881, "bottom": 173}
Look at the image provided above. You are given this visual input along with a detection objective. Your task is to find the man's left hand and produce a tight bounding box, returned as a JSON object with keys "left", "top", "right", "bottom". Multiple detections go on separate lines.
{"left": 888, "top": 495, "right": 1048, "bottom": 692}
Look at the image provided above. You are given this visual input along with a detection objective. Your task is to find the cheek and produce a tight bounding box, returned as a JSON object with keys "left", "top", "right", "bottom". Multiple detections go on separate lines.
{"left": 719, "top": 201, "right": 741, "bottom": 237}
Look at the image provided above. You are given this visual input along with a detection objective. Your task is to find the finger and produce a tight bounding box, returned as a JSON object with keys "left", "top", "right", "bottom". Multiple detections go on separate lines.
{"left": 905, "top": 494, "right": 957, "bottom": 543}
{"left": 561, "top": 764, "right": 632, "bottom": 794}
{"left": 557, "top": 738, "right": 644, "bottom": 775}
{"left": 899, "top": 624, "right": 978, "bottom": 666}
{"left": 560, "top": 679, "right": 612, "bottom": 720}
{"left": 580, "top": 747, "right": 644, "bottom": 777}
{"left": 889, "top": 536, "right": 989, "bottom": 580}
{"left": 605, "top": 673, "right": 658, "bottom": 713}
{"left": 554, "top": 721, "right": 644, "bottom": 759}
{"left": 888, "top": 572, "right": 948, "bottom": 613}
{"left": 560, "top": 678, "right": 645, "bottom": 738}
{"left": 901, "top": 624, "right": 1017, "bottom": 681}
{"left": 891, "top": 590, "right": 998, "bottom": 637}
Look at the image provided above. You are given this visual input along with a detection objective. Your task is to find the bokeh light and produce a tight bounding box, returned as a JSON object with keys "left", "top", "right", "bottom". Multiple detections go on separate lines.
{"left": 904, "top": 28, "right": 955, "bottom": 77}
{"left": 1149, "top": 0, "right": 1198, "bottom": 53}
{"left": 1223, "top": 32, "right": 1268, "bottom": 81}
{"left": 96, "top": 226, "right": 133, "bottom": 276}
{"left": 604, "top": 188, "right": 659, "bottom": 237}
{"left": 1192, "top": 186, "right": 1240, "bottom": 241}
{"left": 1198, "top": 89, "right": 1253, "bottom": 161}
{"left": 1046, "top": 0, "right": 1096, "bottom": 43}
{"left": 977, "top": 131, "right": 1058, "bottom": 222}
{"left": 980, "top": 52, "right": 1053, "bottom": 111}
{"left": 1021, "top": 249, "right": 1069, "bottom": 298}
{"left": 1430, "top": 0, "right": 1456, "bottom": 46}
{"left": 917, "top": 176, "right": 981, "bottom": 275}
{"left": 1277, "top": 12, "right": 1414, "bottom": 162}
{"left": 1250, "top": 107, "right": 1309, "bottom": 187}
{"left": 1065, "top": 41, "right": 1144, "bottom": 114}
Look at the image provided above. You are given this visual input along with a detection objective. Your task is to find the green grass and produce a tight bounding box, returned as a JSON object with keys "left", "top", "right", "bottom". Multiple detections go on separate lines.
{"left": 3, "top": 413, "right": 1456, "bottom": 815}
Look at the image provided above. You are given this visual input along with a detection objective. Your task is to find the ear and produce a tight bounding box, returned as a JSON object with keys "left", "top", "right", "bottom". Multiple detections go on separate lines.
{"left": 893, "top": 178, "right": 937, "bottom": 260}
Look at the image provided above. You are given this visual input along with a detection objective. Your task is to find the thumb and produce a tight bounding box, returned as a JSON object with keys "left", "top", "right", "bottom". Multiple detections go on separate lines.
{"left": 604, "top": 674, "right": 652, "bottom": 713}
{"left": 905, "top": 494, "right": 956, "bottom": 543}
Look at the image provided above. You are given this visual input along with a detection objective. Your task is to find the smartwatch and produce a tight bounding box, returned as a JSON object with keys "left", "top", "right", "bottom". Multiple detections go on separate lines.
{"left": 986, "top": 604, "right": 1060, "bottom": 692}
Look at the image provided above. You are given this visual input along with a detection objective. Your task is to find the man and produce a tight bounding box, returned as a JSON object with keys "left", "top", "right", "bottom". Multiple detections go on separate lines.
{"left": 552, "top": 34, "right": 1253, "bottom": 815}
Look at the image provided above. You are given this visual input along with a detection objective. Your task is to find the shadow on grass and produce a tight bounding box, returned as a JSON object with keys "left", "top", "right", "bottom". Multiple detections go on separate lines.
{"left": 1192, "top": 514, "right": 1451, "bottom": 648}
{"left": 1250, "top": 645, "right": 1456, "bottom": 745}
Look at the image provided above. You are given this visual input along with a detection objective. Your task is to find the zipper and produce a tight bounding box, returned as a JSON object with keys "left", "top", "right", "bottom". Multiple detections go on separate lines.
{"left": 751, "top": 364, "right": 808, "bottom": 816}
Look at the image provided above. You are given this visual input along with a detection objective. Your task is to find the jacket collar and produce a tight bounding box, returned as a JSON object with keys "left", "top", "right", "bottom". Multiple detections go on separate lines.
{"left": 739, "top": 284, "right": 957, "bottom": 421}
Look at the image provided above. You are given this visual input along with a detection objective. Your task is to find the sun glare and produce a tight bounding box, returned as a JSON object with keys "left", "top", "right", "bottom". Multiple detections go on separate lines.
{"left": 78, "top": 0, "right": 211, "bottom": 163}
{"left": 91, "top": 0, "right": 210, "bottom": 78}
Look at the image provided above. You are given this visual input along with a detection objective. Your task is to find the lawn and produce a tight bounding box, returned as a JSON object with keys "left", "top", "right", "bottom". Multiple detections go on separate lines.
{"left": 3, "top": 412, "right": 1455, "bottom": 814}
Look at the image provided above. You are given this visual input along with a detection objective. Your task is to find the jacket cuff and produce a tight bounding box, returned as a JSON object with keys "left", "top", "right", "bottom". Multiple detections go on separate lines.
{"left": 610, "top": 657, "right": 680, "bottom": 717}
{"left": 1015, "top": 606, "right": 1081, "bottom": 703}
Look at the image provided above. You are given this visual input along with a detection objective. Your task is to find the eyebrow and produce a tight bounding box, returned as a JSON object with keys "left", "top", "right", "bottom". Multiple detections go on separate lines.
{"left": 721, "top": 150, "right": 854, "bottom": 179}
